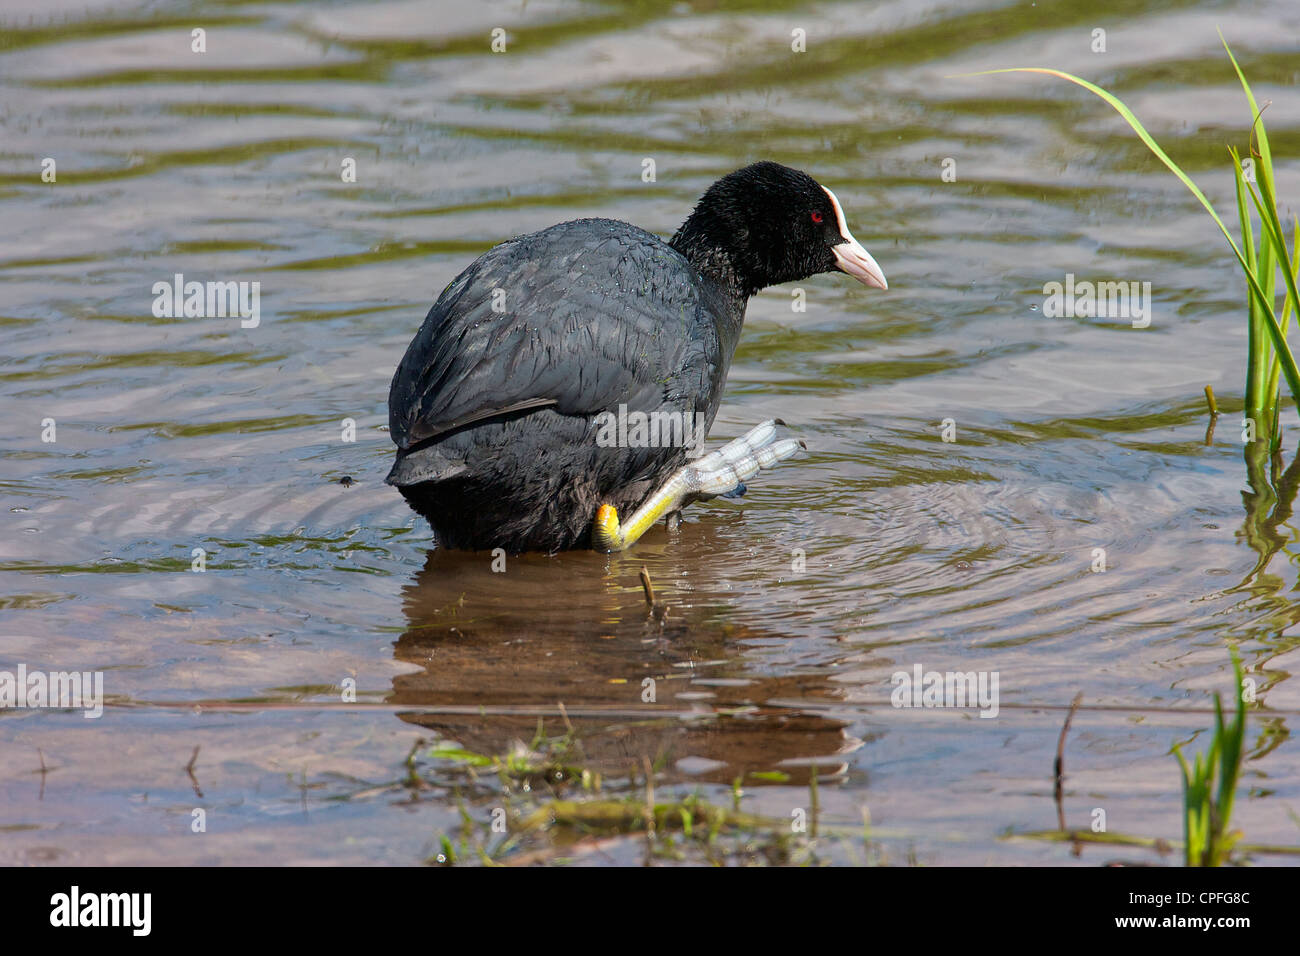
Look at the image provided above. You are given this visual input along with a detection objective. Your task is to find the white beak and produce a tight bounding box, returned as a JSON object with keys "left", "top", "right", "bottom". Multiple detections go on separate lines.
{"left": 823, "top": 186, "right": 887, "bottom": 290}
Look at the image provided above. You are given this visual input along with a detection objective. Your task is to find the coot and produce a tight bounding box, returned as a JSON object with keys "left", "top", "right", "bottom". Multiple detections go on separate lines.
{"left": 387, "top": 161, "right": 887, "bottom": 553}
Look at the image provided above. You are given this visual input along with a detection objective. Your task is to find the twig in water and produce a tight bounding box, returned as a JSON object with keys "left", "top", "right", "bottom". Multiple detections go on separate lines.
{"left": 403, "top": 737, "right": 431, "bottom": 791}
{"left": 36, "top": 747, "right": 50, "bottom": 800}
{"left": 1054, "top": 692, "right": 1084, "bottom": 854}
{"left": 639, "top": 567, "right": 656, "bottom": 607}
{"left": 1204, "top": 386, "right": 1219, "bottom": 444}
{"left": 185, "top": 745, "right": 204, "bottom": 799}
{"left": 557, "top": 701, "right": 574, "bottom": 736}
{"left": 639, "top": 566, "right": 667, "bottom": 621}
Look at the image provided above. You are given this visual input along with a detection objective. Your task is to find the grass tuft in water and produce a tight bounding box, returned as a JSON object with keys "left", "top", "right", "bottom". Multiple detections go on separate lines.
{"left": 1173, "top": 649, "right": 1247, "bottom": 867}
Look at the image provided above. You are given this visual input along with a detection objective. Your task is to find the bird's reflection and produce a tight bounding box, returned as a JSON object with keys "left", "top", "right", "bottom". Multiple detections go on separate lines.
{"left": 388, "top": 521, "right": 865, "bottom": 786}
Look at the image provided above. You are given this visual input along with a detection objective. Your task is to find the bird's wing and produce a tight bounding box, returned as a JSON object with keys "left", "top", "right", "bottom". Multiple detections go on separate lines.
{"left": 388, "top": 220, "right": 722, "bottom": 450}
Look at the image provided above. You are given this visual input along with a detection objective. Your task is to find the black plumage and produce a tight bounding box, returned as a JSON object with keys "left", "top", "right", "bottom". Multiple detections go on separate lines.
{"left": 387, "top": 161, "right": 886, "bottom": 553}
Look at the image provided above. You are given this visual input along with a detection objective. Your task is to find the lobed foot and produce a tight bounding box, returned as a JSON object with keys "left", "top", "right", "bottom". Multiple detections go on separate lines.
{"left": 720, "top": 482, "right": 747, "bottom": 500}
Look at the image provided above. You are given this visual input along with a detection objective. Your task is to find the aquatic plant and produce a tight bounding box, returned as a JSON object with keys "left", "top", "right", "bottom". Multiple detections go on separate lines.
{"left": 1173, "top": 650, "right": 1247, "bottom": 867}
{"left": 974, "top": 34, "right": 1299, "bottom": 450}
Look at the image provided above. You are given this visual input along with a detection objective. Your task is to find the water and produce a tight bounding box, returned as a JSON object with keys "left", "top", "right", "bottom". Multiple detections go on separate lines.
{"left": 1, "top": 0, "right": 1298, "bottom": 865}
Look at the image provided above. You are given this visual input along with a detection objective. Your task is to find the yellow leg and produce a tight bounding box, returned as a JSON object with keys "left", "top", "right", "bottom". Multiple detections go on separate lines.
{"left": 593, "top": 482, "right": 688, "bottom": 552}
{"left": 591, "top": 420, "right": 803, "bottom": 552}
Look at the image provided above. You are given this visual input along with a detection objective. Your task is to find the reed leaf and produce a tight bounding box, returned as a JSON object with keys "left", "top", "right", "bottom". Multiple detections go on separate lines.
{"left": 963, "top": 59, "right": 1300, "bottom": 423}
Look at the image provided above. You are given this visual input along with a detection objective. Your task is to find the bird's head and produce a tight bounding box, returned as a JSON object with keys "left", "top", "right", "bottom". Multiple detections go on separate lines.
{"left": 672, "top": 161, "right": 888, "bottom": 297}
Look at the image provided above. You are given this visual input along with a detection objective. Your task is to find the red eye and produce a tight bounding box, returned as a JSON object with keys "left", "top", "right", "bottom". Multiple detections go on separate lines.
{"left": 810, "top": 211, "right": 824, "bottom": 224}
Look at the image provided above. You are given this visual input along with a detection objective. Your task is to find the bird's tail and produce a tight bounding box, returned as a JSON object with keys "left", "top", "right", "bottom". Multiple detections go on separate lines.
{"left": 386, "top": 443, "right": 466, "bottom": 486}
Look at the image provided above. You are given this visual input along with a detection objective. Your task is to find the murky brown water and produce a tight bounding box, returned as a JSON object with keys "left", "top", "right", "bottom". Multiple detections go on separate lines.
{"left": 2, "top": 0, "right": 1299, "bottom": 865}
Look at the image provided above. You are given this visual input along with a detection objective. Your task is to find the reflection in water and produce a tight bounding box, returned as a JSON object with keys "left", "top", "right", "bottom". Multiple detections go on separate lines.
{"left": 389, "top": 543, "right": 865, "bottom": 786}
{"left": 1238, "top": 441, "right": 1300, "bottom": 588}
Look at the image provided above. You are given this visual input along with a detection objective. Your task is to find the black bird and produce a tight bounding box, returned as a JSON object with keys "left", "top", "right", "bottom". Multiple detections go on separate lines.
{"left": 387, "top": 161, "right": 886, "bottom": 553}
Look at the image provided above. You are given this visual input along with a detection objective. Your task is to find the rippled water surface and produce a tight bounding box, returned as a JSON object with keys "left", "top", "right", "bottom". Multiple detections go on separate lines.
{"left": 2, "top": 0, "right": 1299, "bottom": 865}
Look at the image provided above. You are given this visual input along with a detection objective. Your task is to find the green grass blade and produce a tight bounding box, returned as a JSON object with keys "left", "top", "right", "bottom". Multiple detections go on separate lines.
{"left": 1175, "top": 744, "right": 1195, "bottom": 865}
{"left": 1234, "top": 150, "right": 1264, "bottom": 412}
{"left": 1223, "top": 36, "right": 1298, "bottom": 425}
{"left": 962, "top": 66, "right": 1300, "bottom": 418}
{"left": 1221, "top": 33, "right": 1276, "bottom": 214}
{"left": 1215, "top": 652, "right": 1247, "bottom": 834}
{"left": 1259, "top": 214, "right": 1298, "bottom": 416}
{"left": 964, "top": 68, "right": 1232, "bottom": 236}
{"left": 1243, "top": 176, "right": 1300, "bottom": 379}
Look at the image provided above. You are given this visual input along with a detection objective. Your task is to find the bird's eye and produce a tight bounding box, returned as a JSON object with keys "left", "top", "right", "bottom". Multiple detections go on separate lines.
{"left": 810, "top": 211, "right": 824, "bottom": 224}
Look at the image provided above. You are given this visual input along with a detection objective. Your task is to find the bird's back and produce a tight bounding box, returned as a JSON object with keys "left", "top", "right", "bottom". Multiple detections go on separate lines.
{"left": 389, "top": 219, "right": 739, "bottom": 453}
{"left": 386, "top": 217, "right": 743, "bottom": 550}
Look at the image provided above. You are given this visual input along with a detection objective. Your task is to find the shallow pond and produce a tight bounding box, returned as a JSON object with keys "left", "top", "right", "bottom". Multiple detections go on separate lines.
{"left": 1, "top": 0, "right": 1299, "bottom": 864}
